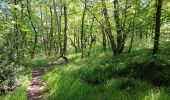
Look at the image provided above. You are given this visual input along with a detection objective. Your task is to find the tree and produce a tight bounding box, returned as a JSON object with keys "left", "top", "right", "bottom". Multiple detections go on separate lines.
{"left": 40, "top": 2, "right": 47, "bottom": 55}
{"left": 26, "top": 0, "right": 38, "bottom": 58}
{"left": 101, "top": 0, "right": 117, "bottom": 55}
{"left": 152, "top": 0, "right": 163, "bottom": 64}
{"left": 81, "top": 0, "right": 87, "bottom": 58}
{"left": 113, "top": 0, "right": 122, "bottom": 54}
{"left": 63, "top": 4, "right": 68, "bottom": 56}
{"left": 13, "top": 0, "right": 19, "bottom": 61}
{"left": 49, "top": 6, "right": 54, "bottom": 55}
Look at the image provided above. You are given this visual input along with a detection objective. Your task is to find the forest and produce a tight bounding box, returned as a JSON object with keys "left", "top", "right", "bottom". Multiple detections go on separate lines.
{"left": 0, "top": 0, "right": 170, "bottom": 100}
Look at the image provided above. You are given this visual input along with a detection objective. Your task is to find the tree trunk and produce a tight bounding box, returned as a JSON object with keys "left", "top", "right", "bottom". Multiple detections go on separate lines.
{"left": 53, "top": 0, "right": 61, "bottom": 54}
{"left": 152, "top": 0, "right": 163, "bottom": 59}
{"left": 13, "top": 0, "right": 19, "bottom": 61}
{"left": 88, "top": 17, "right": 95, "bottom": 56}
{"left": 63, "top": 5, "right": 68, "bottom": 56}
{"left": 102, "top": 28, "right": 107, "bottom": 51}
{"left": 26, "top": 0, "right": 38, "bottom": 58}
{"left": 128, "top": 22, "right": 134, "bottom": 53}
{"left": 40, "top": 3, "right": 47, "bottom": 56}
{"left": 119, "top": 0, "right": 128, "bottom": 53}
{"left": 59, "top": 7, "right": 62, "bottom": 55}
{"left": 101, "top": 0, "right": 117, "bottom": 55}
{"left": 81, "top": 0, "right": 87, "bottom": 58}
{"left": 128, "top": 5, "right": 137, "bottom": 53}
{"left": 49, "top": 6, "right": 54, "bottom": 55}
{"left": 113, "top": 0, "right": 122, "bottom": 53}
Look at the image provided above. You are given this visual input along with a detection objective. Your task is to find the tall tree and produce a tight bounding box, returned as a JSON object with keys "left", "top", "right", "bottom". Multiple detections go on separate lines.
{"left": 63, "top": 4, "right": 68, "bottom": 56}
{"left": 26, "top": 0, "right": 38, "bottom": 58}
{"left": 40, "top": 2, "right": 47, "bottom": 56}
{"left": 152, "top": 0, "right": 163, "bottom": 62}
{"left": 81, "top": 0, "right": 87, "bottom": 58}
{"left": 13, "top": 0, "right": 19, "bottom": 61}
{"left": 53, "top": 0, "right": 62, "bottom": 54}
{"left": 113, "top": 0, "right": 122, "bottom": 53}
{"left": 102, "top": 27, "right": 107, "bottom": 51}
{"left": 49, "top": 6, "right": 54, "bottom": 55}
{"left": 101, "top": 0, "right": 117, "bottom": 55}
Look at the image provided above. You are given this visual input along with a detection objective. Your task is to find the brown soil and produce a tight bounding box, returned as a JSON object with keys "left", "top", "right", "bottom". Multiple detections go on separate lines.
{"left": 27, "top": 57, "right": 65, "bottom": 100}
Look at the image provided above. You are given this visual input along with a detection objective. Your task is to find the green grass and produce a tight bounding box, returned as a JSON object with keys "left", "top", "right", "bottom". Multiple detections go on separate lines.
{"left": 1, "top": 52, "right": 170, "bottom": 99}
{"left": 18, "top": 55, "right": 57, "bottom": 69}
{"left": 42, "top": 41, "right": 170, "bottom": 100}
{"left": 0, "top": 69, "right": 32, "bottom": 100}
{"left": 0, "top": 55, "right": 56, "bottom": 100}
{"left": 1, "top": 37, "right": 170, "bottom": 100}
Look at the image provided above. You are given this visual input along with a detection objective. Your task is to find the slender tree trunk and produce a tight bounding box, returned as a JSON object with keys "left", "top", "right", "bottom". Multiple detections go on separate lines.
{"left": 128, "top": 4, "right": 137, "bottom": 53}
{"left": 102, "top": 28, "right": 107, "bottom": 51}
{"left": 128, "top": 23, "right": 134, "bottom": 53}
{"left": 113, "top": 0, "right": 122, "bottom": 53}
{"left": 77, "top": 36, "right": 80, "bottom": 50}
{"left": 49, "top": 6, "right": 54, "bottom": 55}
{"left": 13, "top": 0, "right": 19, "bottom": 61}
{"left": 81, "top": 0, "right": 87, "bottom": 58}
{"left": 14, "top": 0, "right": 18, "bottom": 40}
{"left": 119, "top": 0, "right": 128, "bottom": 53}
{"left": 63, "top": 5, "right": 68, "bottom": 56}
{"left": 26, "top": 0, "right": 38, "bottom": 58}
{"left": 73, "top": 28, "right": 77, "bottom": 52}
{"left": 101, "top": 0, "right": 117, "bottom": 55}
{"left": 40, "top": 3, "right": 47, "bottom": 56}
{"left": 152, "top": 0, "right": 163, "bottom": 60}
{"left": 70, "top": 26, "right": 78, "bottom": 52}
{"left": 88, "top": 17, "right": 95, "bottom": 56}
{"left": 58, "top": 7, "right": 62, "bottom": 55}
{"left": 45, "top": 20, "right": 50, "bottom": 55}
{"left": 19, "top": 0, "right": 27, "bottom": 58}
{"left": 53, "top": 0, "right": 60, "bottom": 54}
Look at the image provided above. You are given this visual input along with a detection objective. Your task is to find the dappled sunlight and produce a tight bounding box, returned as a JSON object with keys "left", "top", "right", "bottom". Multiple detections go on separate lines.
{"left": 165, "top": 39, "right": 170, "bottom": 42}
{"left": 44, "top": 73, "right": 60, "bottom": 85}
{"left": 144, "top": 89, "right": 161, "bottom": 100}
{"left": 0, "top": 0, "right": 169, "bottom": 99}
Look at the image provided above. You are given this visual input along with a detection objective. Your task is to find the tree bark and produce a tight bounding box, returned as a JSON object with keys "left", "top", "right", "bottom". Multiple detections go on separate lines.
{"left": 49, "top": 6, "right": 54, "bottom": 55}
{"left": 119, "top": 0, "right": 128, "bottom": 53}
{"left": 102, "top": 28, "right": 107, "bottom": 51}
{"left": 26, "top": 0, "right": 38, "bottom": 58}
{"left": 81, "top": 0, "right": 87, "bottom": 58}
{"left": 53, "top": 0, "right": 61, "bottom": 54}
{"left": 113, "top": 0, "right": 122, "bottom": 53}
{"left": 101, "top": 0, "right": 117, "bottom": 55}
{"left": 13, "top": 0, "right": 19, "bottom": 61}
{"left": 63, "top": 5, "right": 68, "bottom": 56}
{"left": 152, "top": 0, "right": 163, "bottom": 58}
{"left": 128, "top": 22, "right": 134, "bottom": 53}
{"left": 59, "top": 7, "right": 62, "bottom": 55}
{"left": 88, "top": 17, "right": 95, "bottom": 56}
{"left": 40, "top": 3, "right": 47, "bottom": 56}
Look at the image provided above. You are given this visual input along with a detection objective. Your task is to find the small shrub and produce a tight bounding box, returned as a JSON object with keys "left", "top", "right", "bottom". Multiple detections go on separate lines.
{"left": 0, "top": 61, "right": 16, "bottom": 95}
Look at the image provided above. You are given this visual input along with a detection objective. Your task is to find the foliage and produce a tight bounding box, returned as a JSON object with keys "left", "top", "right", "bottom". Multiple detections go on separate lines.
{"left": 0, "top": 0, "right": 170, "bottom": 99}
{"left": 0, "top": 62, "right": 16, "bottom": 94}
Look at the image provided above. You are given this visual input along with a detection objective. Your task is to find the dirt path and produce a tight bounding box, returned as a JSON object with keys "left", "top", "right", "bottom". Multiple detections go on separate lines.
{"left": 27, "top": 57, "right": 64, "bottom": 100}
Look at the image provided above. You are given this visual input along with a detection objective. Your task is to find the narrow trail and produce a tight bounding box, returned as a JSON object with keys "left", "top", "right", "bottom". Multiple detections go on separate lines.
{"left": 27, "top": 57, "right": 64, "bottom": 100}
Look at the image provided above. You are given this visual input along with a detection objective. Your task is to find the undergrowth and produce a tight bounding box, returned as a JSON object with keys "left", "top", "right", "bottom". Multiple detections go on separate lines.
{"left": 42, "top": 46, "right": 170, "bottom": 100}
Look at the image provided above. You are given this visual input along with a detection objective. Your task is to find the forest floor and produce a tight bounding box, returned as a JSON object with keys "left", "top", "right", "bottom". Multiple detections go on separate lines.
{"left": 0, "top": 40, "right": 170, "bottom": 100}
{"left": 27, "top": 57, "right": 65, "bottom": 100}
